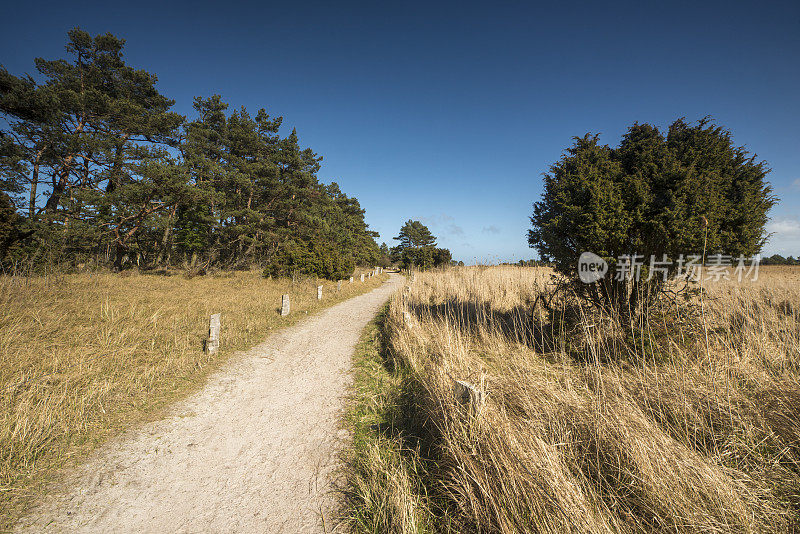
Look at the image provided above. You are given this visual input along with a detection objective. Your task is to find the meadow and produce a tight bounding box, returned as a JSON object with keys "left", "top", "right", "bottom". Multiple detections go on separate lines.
{"left": 0, "top": 268, "right": 386, "bottom": 527}
{"left": 344, "top": 265, "right": 800, "bottom": 533}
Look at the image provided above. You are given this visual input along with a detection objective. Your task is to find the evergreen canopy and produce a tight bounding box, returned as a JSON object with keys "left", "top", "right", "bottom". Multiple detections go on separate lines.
{"left": 391, "top": 219, "right": 452, "bottom": 270}
{"left": 0, "top": 29, "right": 382, "bottom": 278}
{"left": 529, "top": 118, "right": 776, "bottom": 311}
{"left": 393, "top": 219, "right": 437, "bottom": 248}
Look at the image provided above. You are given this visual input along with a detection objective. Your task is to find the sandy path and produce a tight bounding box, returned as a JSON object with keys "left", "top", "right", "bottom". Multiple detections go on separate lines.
{"left": 17, "top": 274, "right": 403, "bottom": 533}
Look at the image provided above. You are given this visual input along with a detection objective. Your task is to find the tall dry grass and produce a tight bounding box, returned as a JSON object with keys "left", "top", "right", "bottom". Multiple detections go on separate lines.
{"left": 345, "top": 266, "right": 800, "bottom": 533}
{"left": 0, "top": 268, "right": 385, "bottom": 527}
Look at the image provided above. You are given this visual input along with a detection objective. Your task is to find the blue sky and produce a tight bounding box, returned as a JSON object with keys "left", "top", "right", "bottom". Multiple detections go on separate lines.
{"left": 2, "top": 0, "right": 799, "bottom": 262}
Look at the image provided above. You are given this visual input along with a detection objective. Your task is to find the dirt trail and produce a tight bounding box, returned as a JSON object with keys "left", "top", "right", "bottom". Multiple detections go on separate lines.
{"left": 17, "top": 274, "right": 403, "bottom": 533}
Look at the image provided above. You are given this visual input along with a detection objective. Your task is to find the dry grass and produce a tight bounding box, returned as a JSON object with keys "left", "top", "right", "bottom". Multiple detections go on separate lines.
{"left": 343, "top": 265, "right": 800, "bottom": 533}
{"left": 0, "top": 268, "right": 386, "bottom": 528}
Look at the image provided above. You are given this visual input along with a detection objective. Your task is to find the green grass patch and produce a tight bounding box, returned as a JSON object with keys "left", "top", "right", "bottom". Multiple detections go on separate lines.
{"left": 340, "top": 307, "right": 443, "bottom": 534}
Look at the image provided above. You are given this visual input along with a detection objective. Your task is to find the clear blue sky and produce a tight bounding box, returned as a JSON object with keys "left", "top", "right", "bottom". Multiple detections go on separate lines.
{"left": 2, "top": 0, "right": 799, "bottom": 262}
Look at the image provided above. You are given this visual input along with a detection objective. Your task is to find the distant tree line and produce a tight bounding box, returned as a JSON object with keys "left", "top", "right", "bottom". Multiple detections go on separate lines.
{"left": 514, "top": 259, "right": 549, "bottom": 267}
{"left": 761, "top": 254, "right": 800, "bottom": 265}
{"left": 0, "top": 29, "right": 384, "bottom": 279}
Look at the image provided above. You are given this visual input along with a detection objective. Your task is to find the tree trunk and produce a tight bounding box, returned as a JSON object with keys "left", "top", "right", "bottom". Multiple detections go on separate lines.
{"left": 106, "top": 135, "right": 130, "bottom": 193}
{"left": 156, "top": 205, "right": 178, "bottom": 267}
{"left": 29, "top": 157, "right": 39, "bottom": 219}
{"left": 44, "top": 120, "right": 85, "bottom": 214}
{"left": 44, "top": 170, "right": 66, "bottom": 214}
{"left": 112, "top": 244, "right": 126, "bottom": 271}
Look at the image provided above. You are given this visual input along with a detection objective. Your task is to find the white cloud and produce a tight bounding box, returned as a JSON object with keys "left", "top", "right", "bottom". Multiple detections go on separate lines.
{"left": 416, "top": 214, "right": 464, "bottom": 240}
{"left": 482, "top": 225, "right": 501, "bottom": 234}
{"left": 447, "top": 224, "right": 464, "bottom": 236}
{"left": 419, "top": 214, "right": 455, "bottom": 226}
{"left": 764, "top": 216, "right": 800, "bottom": 255}
{"left": 767, "top": 217, "right": 800, "bottom": 238}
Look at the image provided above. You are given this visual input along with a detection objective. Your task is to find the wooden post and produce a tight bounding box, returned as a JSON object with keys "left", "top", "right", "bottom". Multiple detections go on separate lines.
{"left": 360, "top": 274, "right": 365, "bottom": 282}
{"left": 454, "top": 380, "right": 485, "bottom": 415}
{"left": 317, "top": 285, "right": 323, "bottom": 300}
{"left": 337, "top": 280, "right": 342, "bottom": 291}
{"left": 349, "top": 276, "right": 354, "bottom": 283}
{"left": 281, "top": 294, "right": 290, "bottom": 316}
{"left": 207, "top": 313, "right": 220, "bottom": 354}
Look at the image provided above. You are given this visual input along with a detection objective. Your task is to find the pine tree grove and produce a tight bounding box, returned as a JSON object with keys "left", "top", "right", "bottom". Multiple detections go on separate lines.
{"left": 0, "top": 29, "right": 383, "bottom": 278}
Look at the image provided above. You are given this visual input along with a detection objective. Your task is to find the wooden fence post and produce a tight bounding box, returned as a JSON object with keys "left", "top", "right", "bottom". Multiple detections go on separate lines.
{"left": 337, "top": 280, "right": 342, "bottom": 291}
{"left": 360, "top": 274, "right": 365, "bottom": 282}
{"left": 454, "top": 380, "right": 485, "bottom": 415}
{"left": 281, "top": 294, "right": 290, "bottom": 316}
{"left": 207, "top": 313, "right": 221, "bottom": 354}
{"left": 317, "top": 285, "right": 323, "bottom": 300}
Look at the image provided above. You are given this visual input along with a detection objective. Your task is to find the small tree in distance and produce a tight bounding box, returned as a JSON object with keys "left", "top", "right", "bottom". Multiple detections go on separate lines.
{"left": 393, "top": 220, "right": 437, "bottom": 249}
{"left": 529, "top": 118, "right": 776, "bottom": 319}
{"left": 391, "top": 219, "right": 452, "bottom": 270}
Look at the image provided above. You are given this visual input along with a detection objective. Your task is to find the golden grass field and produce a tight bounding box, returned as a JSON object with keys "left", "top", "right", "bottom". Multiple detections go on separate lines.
{"left": 0, "top": 268, "right": 386, "bottom": 527}
{"left": 344, "top": 265, "right": 800, "bottom": 533}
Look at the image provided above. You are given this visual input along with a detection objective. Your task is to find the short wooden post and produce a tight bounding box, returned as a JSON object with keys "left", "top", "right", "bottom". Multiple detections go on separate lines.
{"left": 337, "top": 280, "right": 342, "bottom": 291}
{"left": 349, "top": 276, "right": 354, "bottom": 283}
{"left": 207, "top": 313, "right": 221, "bottom": 354}
{"left": 360, "top": 274, "right": 365, "bottom": 282}
{"left": 454, "top": 380, "right": 485, "bottom": 415}
{"left": 317, "top": 285, "right": 323, "bottom": 300}
{"left": 281, "top": 294, "right": 290, "bottom": 316}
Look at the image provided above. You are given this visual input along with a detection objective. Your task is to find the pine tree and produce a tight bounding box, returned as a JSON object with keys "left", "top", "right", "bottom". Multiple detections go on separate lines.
{"left": 393, "top": 220, "right": 437, "bottom": 248}
{"left": 0, "top": 29, "right": 384, "bottom": 277}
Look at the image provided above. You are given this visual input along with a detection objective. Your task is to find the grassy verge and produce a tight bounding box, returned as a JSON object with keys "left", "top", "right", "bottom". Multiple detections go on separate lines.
{"left": 341, "top": 307, "right": 458, "bottom": 533}
{"left": 0, "top": 268, "right": 387, "bottom": 529}
{"left": 342, "top": 266, "right": 800, "bottom": 533}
